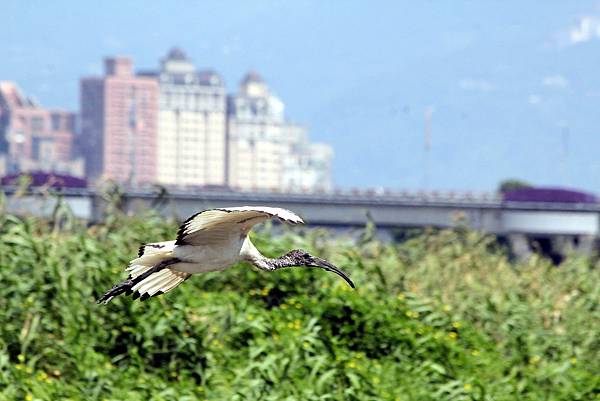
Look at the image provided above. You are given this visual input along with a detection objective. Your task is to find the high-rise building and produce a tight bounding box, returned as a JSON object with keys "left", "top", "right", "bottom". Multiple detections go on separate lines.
{"left": 0, "top": 81, "right": 82, "bottom": 177}
{"left": 79, "top": 53, "right": 333, "bottom": 191}
{"left": 282, "top": 136, "right": 333, "bottom": 191}
{"left": 144, "top": 48, "right": 227, "bottom": 187}
{"left": 227, "top": 72, "right": 333, "bottom": 191}
{"left": 80, "top": 57, "right": 159, "bottom": 186}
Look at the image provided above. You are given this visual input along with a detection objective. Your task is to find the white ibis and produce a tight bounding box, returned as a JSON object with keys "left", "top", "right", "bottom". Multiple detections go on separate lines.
{"left": 98, "top": 206, "right": 354, "bottom": 303}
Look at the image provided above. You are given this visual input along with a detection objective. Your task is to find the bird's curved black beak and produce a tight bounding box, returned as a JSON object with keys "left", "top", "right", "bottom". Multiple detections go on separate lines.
{"left": 307, "top": 255, "right": 355, "bottom": 289}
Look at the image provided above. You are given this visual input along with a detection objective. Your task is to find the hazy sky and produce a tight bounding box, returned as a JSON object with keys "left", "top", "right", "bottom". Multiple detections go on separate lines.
{"left": 3, "top": 1, "right": 600, "bottom": 192}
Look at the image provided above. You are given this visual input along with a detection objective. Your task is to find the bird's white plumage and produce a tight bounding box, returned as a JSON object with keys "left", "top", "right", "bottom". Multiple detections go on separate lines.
{"left": 176, "top": 206, "right": 303, "bottom": 246}
{"left": 98, "top": 205, "right": 356, "bottom": 304}
{"left": 108, "top": 206, "right": 304, "bottom": 300}
{"left": 132, "top": 268, "right": 189, "bottom": 295}
{"left": 128, "top": 241, "right": 176, "bottom": 278}
{"left": 138, "top": 240, "right": 176, "bottom": 257}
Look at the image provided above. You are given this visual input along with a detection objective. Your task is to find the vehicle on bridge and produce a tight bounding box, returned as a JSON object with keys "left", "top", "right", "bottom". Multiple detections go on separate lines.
{"left": 502, "top": 187, "right": 598, "bottom": 204}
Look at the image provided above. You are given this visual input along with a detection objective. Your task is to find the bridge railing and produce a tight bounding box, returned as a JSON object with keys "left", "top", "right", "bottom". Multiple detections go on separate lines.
{"left": 4, "top": 184, "right": 600, "bottom": 211}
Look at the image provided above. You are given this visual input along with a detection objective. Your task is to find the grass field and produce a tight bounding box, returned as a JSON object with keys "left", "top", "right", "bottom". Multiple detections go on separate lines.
{"left": 0, "top": 203, "right": 598, "bottom": 400}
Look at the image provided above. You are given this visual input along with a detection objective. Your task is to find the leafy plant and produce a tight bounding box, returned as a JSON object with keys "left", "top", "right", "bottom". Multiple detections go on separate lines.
{"left": 0, "top": 207, "right": 597, "bottom": 400}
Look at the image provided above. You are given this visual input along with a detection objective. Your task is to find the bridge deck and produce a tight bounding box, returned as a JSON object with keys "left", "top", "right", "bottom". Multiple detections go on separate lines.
{"left": 3, "top": 188, "right": 599, "bottom": 236}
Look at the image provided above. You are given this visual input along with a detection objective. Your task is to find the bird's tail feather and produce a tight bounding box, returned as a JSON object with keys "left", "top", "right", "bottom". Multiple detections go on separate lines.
{"left": 98, "top": 244, "right": 190, "bottom": 303}
{"left": 129, "top": 241, "right": 176, "bottom": 278}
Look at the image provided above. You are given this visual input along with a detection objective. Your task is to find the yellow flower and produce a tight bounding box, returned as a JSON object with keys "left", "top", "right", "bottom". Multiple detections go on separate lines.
{"left": 397, "top": 293, "right": 405, "bottom": 301}
{"left": 17, "top": 354, "right": 25, "bottom": 362}
{"left": 463, "top": 383, "right": 472, "bottom": 391}
{"left": 25, "top": 395, "right": 33, "bottom": 401}
{"left": 448, "top": 332, "right": 457, "bottom": 339}
{"left": 246, "top": 314, "right": 254, "bottom": 321}
{"left": 570, "top": 357, "right": 577, "bottom": 365}
{"left": 529, "top": 355, "right": 540, "bottom": 365}
{"left": 452, "top": 322, "right": 461, "bottom": 329}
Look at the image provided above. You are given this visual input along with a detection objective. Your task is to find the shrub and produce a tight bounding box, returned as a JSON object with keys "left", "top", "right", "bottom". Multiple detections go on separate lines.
{"left": 0, "top": 210, "right": 597, "bottom": 400}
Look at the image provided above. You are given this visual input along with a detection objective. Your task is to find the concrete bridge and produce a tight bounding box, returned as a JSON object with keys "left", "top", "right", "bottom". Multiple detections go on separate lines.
{"left": 4, "top": 187, "right": 600, "bottom": 259}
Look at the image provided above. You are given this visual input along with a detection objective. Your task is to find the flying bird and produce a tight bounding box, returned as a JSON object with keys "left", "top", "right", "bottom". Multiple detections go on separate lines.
{"left": 98, "top": 206, "right": 354, "bottom": 303}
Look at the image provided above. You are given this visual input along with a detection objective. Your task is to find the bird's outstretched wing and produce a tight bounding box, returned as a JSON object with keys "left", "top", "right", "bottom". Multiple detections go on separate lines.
{"left": 176, "top": 206, "right": 304, "bottom": 246}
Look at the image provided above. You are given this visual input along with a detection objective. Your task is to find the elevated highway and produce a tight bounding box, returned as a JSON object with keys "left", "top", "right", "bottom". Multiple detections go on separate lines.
{"left": 4, "top": 187, "right": 599, "bottom": 256}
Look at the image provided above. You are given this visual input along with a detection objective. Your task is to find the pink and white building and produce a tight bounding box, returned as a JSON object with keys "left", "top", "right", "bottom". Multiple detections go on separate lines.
{"left": 80, "top": 58, "right": 159, "bottom": 186}
{"left": 0, "top": 81, "right": 82, "bottom": 177}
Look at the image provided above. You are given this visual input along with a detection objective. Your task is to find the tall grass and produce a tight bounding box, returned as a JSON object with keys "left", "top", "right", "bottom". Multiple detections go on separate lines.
{"left": 0, "top": 206, "right": 597, "bottom": 400}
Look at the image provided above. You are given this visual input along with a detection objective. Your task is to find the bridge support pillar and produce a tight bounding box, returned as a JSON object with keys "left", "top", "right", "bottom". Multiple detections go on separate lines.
{"left": 508, "top": 233, "right": 532, "bottom": 261}
{"left": 573, "top": 235, "right": 595, "bottom": 255}
{"left": 553, "top": 235, "right": 596, "bottom": 257}
{"left": 553, "top": 236, "right": 574, "bottom": 256}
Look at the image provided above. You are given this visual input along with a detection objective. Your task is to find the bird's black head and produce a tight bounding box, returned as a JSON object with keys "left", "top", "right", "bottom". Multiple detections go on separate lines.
{"left": 284, "top": 249, "right": 355, "bottom": 289}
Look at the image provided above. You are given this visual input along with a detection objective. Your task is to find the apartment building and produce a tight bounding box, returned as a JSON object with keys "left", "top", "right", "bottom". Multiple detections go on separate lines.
{"left": 147, "top": 48, "right": 227, "bottom": 187}
{"left": 227, "top": 71, "right": 332, "bottom": 191}
{"left": 0, "top": 81, "right": 82, "bottom": 177}
{"left": 80, "top": 57, "right": 159, "bottom": 186}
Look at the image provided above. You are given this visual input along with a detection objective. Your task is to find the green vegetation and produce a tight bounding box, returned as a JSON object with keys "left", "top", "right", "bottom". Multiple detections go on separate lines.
{"left": 0, "top": 205, "right": 598, "bottom": 400}
{"left": 498, "top": 179, "right": 532, "bottom": 193}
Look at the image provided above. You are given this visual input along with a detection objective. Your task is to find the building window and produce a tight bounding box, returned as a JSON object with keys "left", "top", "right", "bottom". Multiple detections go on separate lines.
{"left": 51, "top": 114, "right": 62, "bottom": 131}
{"left": 31, "top": 116, "right": 45, "bottom": 134}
